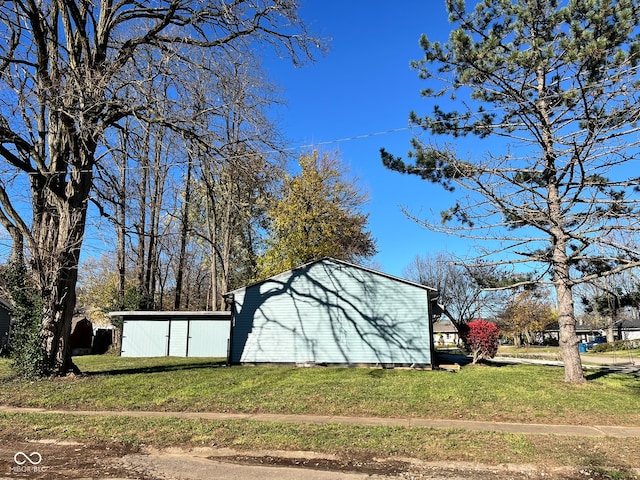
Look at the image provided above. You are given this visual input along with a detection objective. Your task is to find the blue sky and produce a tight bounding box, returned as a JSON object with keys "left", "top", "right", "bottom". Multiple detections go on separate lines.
{"left": 267, "top": 1, "right": 472, "bottom": 276}
{"left": 0, "top": 1, "right": 475, "bottom": 279}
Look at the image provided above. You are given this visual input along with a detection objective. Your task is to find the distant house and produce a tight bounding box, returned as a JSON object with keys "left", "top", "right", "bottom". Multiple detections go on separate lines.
{"left": 617, "top": 317, "right": 640, "bottom": 341}
{"left": 433, "top": 318, "right": 460, "bottom": 346}
{"left": 225, "top": 257, "right": 439, "bottom": 367}
{"left": 109, "top": 311, "right": 231, "bottom": 358}
{"left": 545, "top": 316, "right": 640, "bottom": 343}
{"left": 0, "top": 297, "right": 12, "bottom": 350}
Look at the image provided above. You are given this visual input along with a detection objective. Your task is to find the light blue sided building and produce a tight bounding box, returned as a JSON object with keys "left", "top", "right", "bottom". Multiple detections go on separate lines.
{"left": 226, "top": 257, "right": 439, "bottom": 367}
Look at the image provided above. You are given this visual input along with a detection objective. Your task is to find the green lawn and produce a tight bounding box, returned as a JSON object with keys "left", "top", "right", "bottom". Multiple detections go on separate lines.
{"left": 1, "top": 355, "right": 639, "bottom": 476}
{"left": 1, "top": 410, "right": 639, "bottom": 474}
{"left": 1, "top": 355, "right": 638, "bottom": 426}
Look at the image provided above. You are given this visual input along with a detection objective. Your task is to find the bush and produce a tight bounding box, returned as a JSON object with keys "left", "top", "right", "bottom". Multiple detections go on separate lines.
{"left": 2, "top": 262, "right": 47, "bottom": 378}
{"left": 460, "top": 320, "right": 500, "bottom": 364}
{"left": 591, "top": 340, "right": 639, "bottom": 354}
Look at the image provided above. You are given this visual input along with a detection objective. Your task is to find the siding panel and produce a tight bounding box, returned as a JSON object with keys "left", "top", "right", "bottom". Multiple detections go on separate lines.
{"left": 230, "top": 259, "right": 433, "bottom": 365}
{"left": 117, "top": 312, "right": 231, "bottom": 358}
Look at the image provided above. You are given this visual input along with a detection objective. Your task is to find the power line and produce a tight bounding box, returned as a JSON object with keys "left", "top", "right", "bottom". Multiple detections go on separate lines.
{"left": 13, "top": 125, "right": 413, "bottom": 176}
{"left": 286, "top": 127, "right": 411, "bottom": 150}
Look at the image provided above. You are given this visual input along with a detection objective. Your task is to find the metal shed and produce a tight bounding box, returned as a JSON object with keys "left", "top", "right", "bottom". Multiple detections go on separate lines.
{"left": 109, "top": 311, "right": 231, "bottom": 358}
{"left": 225, "top": 257, "right": 438, "bottom": 367}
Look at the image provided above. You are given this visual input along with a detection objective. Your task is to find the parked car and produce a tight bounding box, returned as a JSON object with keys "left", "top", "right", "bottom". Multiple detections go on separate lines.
{"left": 586, "top": 336, "right": 607, "bottom": 350}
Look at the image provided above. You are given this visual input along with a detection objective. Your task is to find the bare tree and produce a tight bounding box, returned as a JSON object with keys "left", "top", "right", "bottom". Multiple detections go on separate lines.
{"left": 193, "top": 52, "right": 287, "bottom": 309}
{"left": 0, "top": 0, "right": 320, "bottom": 376}
{"left": 173, "top": 155, "right": 193, "bottom": 310}
{"left": 403, "top": 252, "right": 483, "bottom": 327}
{"left": 92, "top": 124, "right": 132, "bottom": 312}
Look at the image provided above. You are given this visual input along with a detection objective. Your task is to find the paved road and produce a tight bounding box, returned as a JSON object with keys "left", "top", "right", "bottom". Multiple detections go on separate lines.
{"left": 120, "top": 451, "right": 375, "bottom": 480}
{"left": 117, "top": 447, "right": 535, "bottom": 480}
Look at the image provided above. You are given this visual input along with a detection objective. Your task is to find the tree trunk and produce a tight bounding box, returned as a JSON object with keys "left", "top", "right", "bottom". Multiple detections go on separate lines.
{"left": 210, "top": 226, "right": 219, "bottom": 311}
{"left": 40, "top": 259, "right": 78, "bottom": 375}
{"left": 220, "top": 170, "right": 235, "bottom": 310}
{"left": 34, "top": 178, "right": 91, "bottom": 376}
{"left": 537, "top": 60, "right": 585, "bottom": 383}
{"left": 550, "top": 201, "right": 585, "bottom": 381}
{"left": 116, "top": 145, "right": 127, "bottom": 314}
{"left": 174, "top": 160, "right": 192, "bottom": 310}
{"left": 7, "top": 225, "right": 24, "bottom": 266}
{"left": 606, "top": 316, "right": 615, "bottom": 343}
{"left": 554, "top": 266, "right": 585, "bottom": 383}
{"left": 136, "top": 139, "right": 149, "bottom": 308}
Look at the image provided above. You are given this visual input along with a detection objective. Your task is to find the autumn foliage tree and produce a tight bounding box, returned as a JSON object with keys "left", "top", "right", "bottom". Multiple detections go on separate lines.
{"left": 499, "top": 288, "right": 557, "bottom": 347}
{"left": 256, "top": 151, "right": 376, "bottom": 279}
{"left": 460, "top": 319, "right": 500, "bottom": 365}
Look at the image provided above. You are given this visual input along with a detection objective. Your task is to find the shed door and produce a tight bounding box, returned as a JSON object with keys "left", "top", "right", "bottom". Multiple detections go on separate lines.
{"left": 188, "top": 320, "right": 230, "bottom": 357}
{"left": 121, "top": 320, "right": 169, "bottom": 357}
{"left": 168, "top": 319, "right": 189, "bottom": 356}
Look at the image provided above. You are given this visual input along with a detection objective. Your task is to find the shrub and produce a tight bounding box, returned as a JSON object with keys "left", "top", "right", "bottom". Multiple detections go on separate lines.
{"left": 591, "top": 340, "right": 639, "bottom": 354}
{"left": 460, "top": 320, "right": 500, "bottom": 364}
{"left": 2, "top": 262, "right": 47, "bottom": 378}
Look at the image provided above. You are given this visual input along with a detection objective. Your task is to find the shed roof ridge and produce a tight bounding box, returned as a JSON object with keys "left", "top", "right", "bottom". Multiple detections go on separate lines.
{"left": 108, "top": 310, "right": 230, "bottom": 317}
{"left": 226, "top": 256, "right": 438, "bottom": 295}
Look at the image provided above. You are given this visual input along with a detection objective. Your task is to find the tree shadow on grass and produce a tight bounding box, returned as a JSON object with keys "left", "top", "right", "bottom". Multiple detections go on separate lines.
{"left": 82, "top": 359, "right": 227, "bottom": 376}
{"left": 435, "top": 352, "right": 473, "bottom": 366}
{"left": 585, "top": 367, "right": 640, "bottom": 382}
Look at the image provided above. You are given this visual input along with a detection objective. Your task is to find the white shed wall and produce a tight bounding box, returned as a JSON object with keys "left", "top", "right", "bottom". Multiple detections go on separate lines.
{"left": 168, "top": 320, "right": 189, "bottom": 356}
{"left": 119, "top": 314, "right": 230, "bottom": 358}
{"left": 188, "top": 320, "right": 230, "bottom": 357}
{"left": 230, "top": 259, "right": 433, "bottom": 365}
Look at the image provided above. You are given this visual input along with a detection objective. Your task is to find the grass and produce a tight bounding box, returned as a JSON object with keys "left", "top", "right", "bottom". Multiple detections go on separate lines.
{"left": 0, "top": 355, "right": 639, "bottom": 426}
{"left": 0, "top": 411, "right": 638, "bottom": 474}
{"left": 586, "top": 347, "right": 640, "bottom": 358}
{"left": 1, "top": 355, "right": 639, "bottom": 475}
{"left": 498, "top": 345, "right": 563, "bottom": 355}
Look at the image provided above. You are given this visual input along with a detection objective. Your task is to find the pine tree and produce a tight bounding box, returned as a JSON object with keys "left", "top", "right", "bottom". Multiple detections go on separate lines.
{"left": 383, "top": 0, "right": 640, "bottom": 382}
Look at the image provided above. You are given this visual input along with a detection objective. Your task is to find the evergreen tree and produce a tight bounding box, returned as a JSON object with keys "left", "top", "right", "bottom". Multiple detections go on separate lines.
{"left": 382, "top": 0, "right": 640, "bottom": 382}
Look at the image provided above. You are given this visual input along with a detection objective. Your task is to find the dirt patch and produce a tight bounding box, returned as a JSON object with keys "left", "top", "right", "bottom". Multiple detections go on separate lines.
{"left": 0, "top": 439, "right": 636, "bottom": 480}
{"left": 214, "top": 453, "right": 411, "bottom": 476}
{"left": 211, "top": 453, "right": 579, "bottom": 479}
{"left": 0, "top": 438, "right": 148, "bottom": 479}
